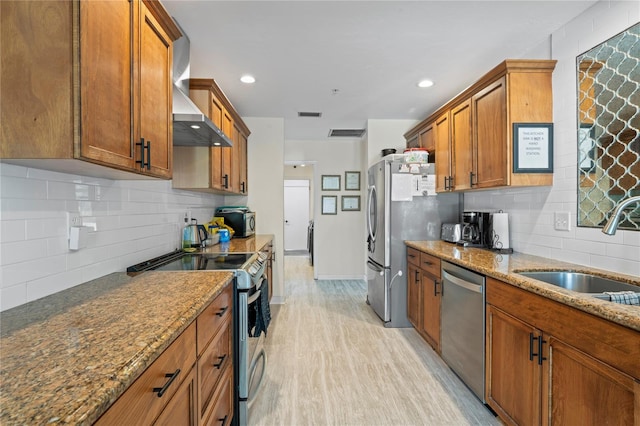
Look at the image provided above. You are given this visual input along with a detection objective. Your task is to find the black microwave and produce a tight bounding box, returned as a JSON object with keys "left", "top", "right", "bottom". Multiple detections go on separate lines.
{"left": 215, "top": 208, "right": 255, "bottom": 238}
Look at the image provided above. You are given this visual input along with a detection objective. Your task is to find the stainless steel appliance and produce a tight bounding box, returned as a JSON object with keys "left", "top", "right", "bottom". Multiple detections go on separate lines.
{"left": 457, "top": 211, "right": 491, "bottom": 248}
{"left": 366, "top": 157, "right": 460, "bottom": 327}
{"left": 127, "top": 250, "right": 270, "bottom": 426}
{"left": 440, "top": 260, "right": 486, "bottom": 402}
{"left": 216, "top": 207, "right": 256, "bottom": 238}
{"left": 440, "top": 223, "right": 462, "bottom": 243}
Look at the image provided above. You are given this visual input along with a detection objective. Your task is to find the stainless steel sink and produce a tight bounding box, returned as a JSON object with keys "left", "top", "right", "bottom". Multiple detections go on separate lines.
{"left": 517, "top": 271, "right": 639, "bottom": 295}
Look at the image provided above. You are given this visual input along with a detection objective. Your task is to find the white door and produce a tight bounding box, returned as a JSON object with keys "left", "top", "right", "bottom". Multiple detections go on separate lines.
{"left": 284, "top": 180, "right": 310, "bottom": 251}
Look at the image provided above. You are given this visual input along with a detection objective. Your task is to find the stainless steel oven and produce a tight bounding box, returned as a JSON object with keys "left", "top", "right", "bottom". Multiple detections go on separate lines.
{"left": 126, "top": 250, "right": 271, "bottom": 426}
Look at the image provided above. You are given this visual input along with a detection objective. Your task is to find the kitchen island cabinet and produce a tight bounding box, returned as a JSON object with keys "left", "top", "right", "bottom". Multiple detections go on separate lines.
{"left": 0, "top": 270, "right": 234, "bottom": 425}
{"left": 1, "top": 0, "right": 181, "bottom": 179}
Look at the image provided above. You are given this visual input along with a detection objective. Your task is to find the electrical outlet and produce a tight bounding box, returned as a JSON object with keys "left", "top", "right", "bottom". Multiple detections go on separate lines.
{"left": 554, "top": 211, "right": 571, "bottom": 231}
{"left": 66, "top": 212, "right": 82, "bottom": 238}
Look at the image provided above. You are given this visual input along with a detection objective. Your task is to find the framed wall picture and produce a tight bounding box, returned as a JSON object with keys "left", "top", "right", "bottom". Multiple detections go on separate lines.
{"left": 345, "top": 171, "right": 361, "bottom": 190}
{"left": 341, "top": 195, "right": 361, "bottom": 211}
{"left": 513, "top": 123, "right": 554, "bottom": 173}
{"left": 321, "top": 175, "right": 341, "bottom": 191}
{"left": 321, "top": 195, "right": 338, "bottom": 214}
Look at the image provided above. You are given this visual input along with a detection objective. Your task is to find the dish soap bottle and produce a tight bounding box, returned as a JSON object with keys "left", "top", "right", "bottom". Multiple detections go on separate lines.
{"left": 182, "top": 217, "right": 192, "bottom": 249}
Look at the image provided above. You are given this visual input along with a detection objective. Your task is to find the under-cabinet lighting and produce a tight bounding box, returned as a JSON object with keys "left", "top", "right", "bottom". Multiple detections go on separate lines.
{"left": 190, "top": 125, "right": 201, "bottom": 129}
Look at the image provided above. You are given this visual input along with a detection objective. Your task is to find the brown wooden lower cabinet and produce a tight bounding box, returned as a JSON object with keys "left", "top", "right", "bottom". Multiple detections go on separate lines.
{"left": 406, "top": 247, "right": 441, "bottom": 352}
{"left": 154, "top": 367, "right": 198, "bottom": 426}
{"left": 96, "top": 284, "right": 233, "bottom": 425}
{"left": 486, "top": 277, "right": 640, "bottom": 426}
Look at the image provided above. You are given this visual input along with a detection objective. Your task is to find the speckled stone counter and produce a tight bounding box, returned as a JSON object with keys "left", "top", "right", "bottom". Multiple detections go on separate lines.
{"left": 405, "top": 240, "right": 640, "bottom": 331}
{"left": 201, "top": 234, "right": 273, "bottom": 254}
{"left": 0, "top": 270, "right": 234, "bottom": 425}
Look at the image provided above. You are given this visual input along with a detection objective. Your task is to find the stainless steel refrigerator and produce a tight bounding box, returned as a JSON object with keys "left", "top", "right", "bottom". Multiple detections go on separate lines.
{"left": 366, "top": 156, "right": 460, "bottom": 327}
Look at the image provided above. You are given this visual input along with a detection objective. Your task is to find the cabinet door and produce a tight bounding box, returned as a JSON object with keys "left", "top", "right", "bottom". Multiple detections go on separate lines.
{"left": 434, "top": 112, "right": 451, "bottom": 192}
{"left": 472, "top": 77, "right": 506, "bottom": 188}
{"left": 486, "top": 305, "right": 541, "bottom": 426}
{"left": 230, "top": 123, "right": 242, "bottom": 193}
{"left": 80, "top": 0, "right": 136, "bottom": 170}
{"left": 154, "top": 367, "right": 197, "bottom": 426}
{"left": 138, "top": 2, "right": 173, "bottom": 178}
{"left": 542, "top": 336, "right": 637, "bottom": 426}
{"left": 238, "top": 132, "right": 249, "bottom": 194}
{"left": 451, "top": 100, "right": 472, "bottom": 191}
{"left": 419, "top": 124, "right": 435, "bottom": 152}
{"left": 420, "top": 271, "right": 440, "bottom": 352}
{"left": 407, "top": 263, "right": 421, "bottom": 331}
{"left": 221, "top": 111, "right": 234, "bottom": 191}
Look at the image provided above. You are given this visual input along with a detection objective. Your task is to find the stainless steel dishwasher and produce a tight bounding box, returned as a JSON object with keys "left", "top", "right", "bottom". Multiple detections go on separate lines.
{"left": 440, "top": 260, "right": 486, "bottom": 403}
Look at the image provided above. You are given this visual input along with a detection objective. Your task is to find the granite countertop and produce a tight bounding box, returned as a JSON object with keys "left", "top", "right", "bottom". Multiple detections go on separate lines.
{"left": 0, "top": 270, "right": 234, "bottom": 425}
{"left": 405, "top": 240, "right": 640, "bottom": 332}
{"left": 202, "top": 234, "right": 273, "bottom": 254}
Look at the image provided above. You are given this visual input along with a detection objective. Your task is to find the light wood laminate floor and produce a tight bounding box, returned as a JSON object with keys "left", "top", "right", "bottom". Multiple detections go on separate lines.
{"left": 250, "top": 255, "right": 499, "bottom": 426}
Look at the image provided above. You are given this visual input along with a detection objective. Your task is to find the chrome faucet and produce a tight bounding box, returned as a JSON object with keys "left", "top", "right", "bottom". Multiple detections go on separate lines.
{"left": 602, "top": 195, "right": 640, "bottom": 235}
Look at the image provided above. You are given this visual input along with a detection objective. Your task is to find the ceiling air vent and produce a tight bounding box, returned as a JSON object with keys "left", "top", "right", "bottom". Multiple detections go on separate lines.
{"left": 298, "top": 111, "right": 322, "bottom": 118}
{"left": 328, "top": 129, "right": 366, "bottom": 138}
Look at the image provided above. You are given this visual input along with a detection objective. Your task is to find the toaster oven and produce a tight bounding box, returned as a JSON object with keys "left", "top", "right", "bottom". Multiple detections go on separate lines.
{"left": 215, "top": 207, "right": 256, "bottom": 238}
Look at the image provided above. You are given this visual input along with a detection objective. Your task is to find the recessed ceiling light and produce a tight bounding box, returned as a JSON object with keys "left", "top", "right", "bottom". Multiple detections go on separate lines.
{"left": 190, "top": 124, "right": 200, "bottom": 129}
{"left": 417, "top": 79, "right": 434, "bottom": 88}
{"left": 300, "top": 164, "right": 306, "bottom": 167}
{"left": 240, "top": 75, "right": 256, "bottom": 84}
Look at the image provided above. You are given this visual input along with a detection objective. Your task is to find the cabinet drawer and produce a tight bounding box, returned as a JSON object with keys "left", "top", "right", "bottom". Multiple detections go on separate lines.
{"left": 407, "top": 247, "right": 421, "bottom": 267}
{"left": 203, "top": 365, "right": 233, "bottom": 426}
{"left": 96, "top": 322, "right": 197, "bottom": 425}
{"left": 420, "top": 252, "right": 441, "bottom": 277}
{"left": 198, "top": 315, "right": 232, "bottom": 421}
{"left": 197, "top": 284, "right": 232, "bottom": 355}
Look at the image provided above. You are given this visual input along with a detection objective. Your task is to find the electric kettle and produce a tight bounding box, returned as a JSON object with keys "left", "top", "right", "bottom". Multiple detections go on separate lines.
{"left": 187, "top": 219, "right": 208, "bottom": 247}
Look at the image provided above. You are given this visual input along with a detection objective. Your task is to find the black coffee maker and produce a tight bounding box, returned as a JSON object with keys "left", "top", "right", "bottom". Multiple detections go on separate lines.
{"left": 458, "top": 211, "right": 491, "bottom": 247}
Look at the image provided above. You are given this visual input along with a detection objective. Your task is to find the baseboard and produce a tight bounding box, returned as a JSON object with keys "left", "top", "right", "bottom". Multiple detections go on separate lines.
{"left": 315, "top": 275, "right": 365, "bottom": 281}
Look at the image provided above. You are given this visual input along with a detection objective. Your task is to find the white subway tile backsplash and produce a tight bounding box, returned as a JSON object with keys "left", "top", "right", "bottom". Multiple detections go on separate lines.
{"left": 463, "top": 2, "right": 639, "bottom": 277}
{"left": 1, "top": 164, "right": 223, "bottom": 311}
{"left": 1, "top": 220, "right": 26, "bottom": 243}
{"left": 1, "top": 283, "right": 27, "bottom": 311}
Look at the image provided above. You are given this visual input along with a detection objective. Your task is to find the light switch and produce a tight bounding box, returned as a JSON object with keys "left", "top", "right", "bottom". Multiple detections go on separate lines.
{"left": 554, "top": 211, "right": 571, "bottom": 231}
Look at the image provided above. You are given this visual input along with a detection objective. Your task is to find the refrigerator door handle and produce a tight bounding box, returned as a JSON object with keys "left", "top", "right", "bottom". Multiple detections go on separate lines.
{"left": 367, "top": 185, "right": 377, "bottom": 242}
{"left": 367, "top": 260, "right": 384, "bottom": 274}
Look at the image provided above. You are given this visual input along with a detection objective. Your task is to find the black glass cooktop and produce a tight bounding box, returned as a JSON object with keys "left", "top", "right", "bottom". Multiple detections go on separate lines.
{"left": 127, "top": 251, "right": 254, "bottom": 274}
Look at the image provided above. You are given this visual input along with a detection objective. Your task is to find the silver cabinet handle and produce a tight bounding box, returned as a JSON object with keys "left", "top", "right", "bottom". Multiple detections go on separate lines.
{"left": 442, "top": 270, "right": 483, "bottom": 293}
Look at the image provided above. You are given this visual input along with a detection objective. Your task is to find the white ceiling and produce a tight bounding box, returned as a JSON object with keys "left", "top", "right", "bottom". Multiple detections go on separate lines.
{"left": 163, "top": 1, "right": 597, "bottom": 141}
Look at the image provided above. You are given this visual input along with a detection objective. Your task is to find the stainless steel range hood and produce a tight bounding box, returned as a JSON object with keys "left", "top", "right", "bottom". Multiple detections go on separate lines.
{"left": 172, "top": 21, "right": 232, "bottom": 147}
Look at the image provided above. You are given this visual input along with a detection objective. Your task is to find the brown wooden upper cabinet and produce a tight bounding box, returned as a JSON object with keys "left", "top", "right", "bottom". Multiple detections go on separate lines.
{"left": 405, "top": 60, "right": 556, "bottom": 192}
{"left": 0, "top": 0, "right": 181, "bottom": 179}
{"left": 173, "top": 79, "right": 250, "bottom": 195}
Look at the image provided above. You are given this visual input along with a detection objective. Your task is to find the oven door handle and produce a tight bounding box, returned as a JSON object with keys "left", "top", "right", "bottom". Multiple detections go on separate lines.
{"left": 247, "top": 348, "right": 267, "bottom": 408}
{"left": 248, "top": 289, "right": 262, "bottom": 305}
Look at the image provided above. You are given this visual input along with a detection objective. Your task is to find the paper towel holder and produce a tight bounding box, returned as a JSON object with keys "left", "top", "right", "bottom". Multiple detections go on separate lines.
{"left": 489, "top": 210, "right": 514, "bottom": 254}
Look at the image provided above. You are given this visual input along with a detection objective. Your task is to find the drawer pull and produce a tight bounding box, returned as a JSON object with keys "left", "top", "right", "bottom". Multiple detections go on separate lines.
{"left": 213, "top": 354, "right": 227, "bottom": 369}
{"left": 215, "top": 306, "right": 229, "bottom": 317}
{"left": 219, "top": 415, "right": 229, "bottom": 426}
{"left": 423, "top": 260, "right": 433, "bottom": 266}
{"left": 153, "top": 369, "right": 181, "bottom": 398}
{"left": 408, "top": 253, "right": 416, "bottom": 258}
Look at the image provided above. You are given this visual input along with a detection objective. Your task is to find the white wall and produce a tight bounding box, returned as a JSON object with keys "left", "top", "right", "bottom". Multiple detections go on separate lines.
{"left": 241, "top": 117, "right": 286, "bottom": 302}
{"left": 285, "top": 139, "right": 365, "bottom": 279}
{"left": 366, "top": 119, "right": 418, "bottom": 168}
{"left": 284, "top": 164, "right": 315, "bottom": 220}
{"left": 0, "top": 163, "right": 224, "bottom": 311}
{"left": 464, "top": 0, "right": 640, "bottom": 277}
